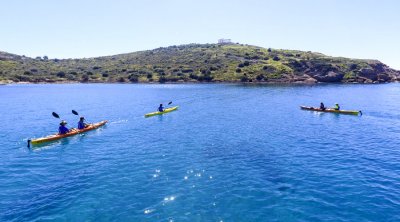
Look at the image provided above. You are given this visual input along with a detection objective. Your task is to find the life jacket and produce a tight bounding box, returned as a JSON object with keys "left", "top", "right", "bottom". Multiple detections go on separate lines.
{"left": 78, "top": 121, "right": 85, "bottom": 129}
{"left": 59, "top": 125, "right": 69, "bottom": 134}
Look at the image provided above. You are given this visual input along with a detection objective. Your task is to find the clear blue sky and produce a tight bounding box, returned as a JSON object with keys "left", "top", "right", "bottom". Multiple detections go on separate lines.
{"left": 1, "top": 0, "right": 399, "bottom": 69}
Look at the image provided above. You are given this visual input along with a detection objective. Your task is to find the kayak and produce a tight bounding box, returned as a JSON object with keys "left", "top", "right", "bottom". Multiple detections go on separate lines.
{"left": 300, "top": 106, "right": 362, "bottom": 115}
{"left": 145, "top": 106, "right": 179, "bottom": 118}
{"left": 28, "top": 120, "right": 108, "bottom": 146}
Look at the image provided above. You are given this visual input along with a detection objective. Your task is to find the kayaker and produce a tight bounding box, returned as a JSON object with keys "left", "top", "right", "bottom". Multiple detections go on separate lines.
{"left": 59, "top": 121, "right": 70, "bottom": 134}
{"left": 78, "top": 117, "right": 88, "bottom": 130}
{"left": 158, "top": 104, "right": 164, "bottom": 112}
{"left": 334, "top": 103, "right": 340, "bottom": 110}
{"left": 320, "top": 102, "right": 326, "bottom": 110}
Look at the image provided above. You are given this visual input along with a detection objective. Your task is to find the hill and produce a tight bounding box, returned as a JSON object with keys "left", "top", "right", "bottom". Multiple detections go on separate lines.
{"left": 1, "top": 44, "right": 399, "bottom": 84}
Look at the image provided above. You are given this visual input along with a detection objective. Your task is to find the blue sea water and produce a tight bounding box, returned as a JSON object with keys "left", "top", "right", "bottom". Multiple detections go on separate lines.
{"left": 0, "top": 83, "right": 400, "bottom": 221}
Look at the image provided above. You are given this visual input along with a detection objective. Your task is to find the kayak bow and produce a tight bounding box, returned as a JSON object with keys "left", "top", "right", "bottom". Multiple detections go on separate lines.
{"left": 300, "top": 106, "right": 361, "bottom": 115}
{"left": 28, "top": 120, "right": 107, "bottom": 147}
{"left": 144, "top": 106, "right": 179, "bottom": 118}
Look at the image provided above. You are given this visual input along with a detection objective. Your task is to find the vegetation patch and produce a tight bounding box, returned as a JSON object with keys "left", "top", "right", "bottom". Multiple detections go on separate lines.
{"left": 0, "top": 44, "right": 398, "bottom": 83}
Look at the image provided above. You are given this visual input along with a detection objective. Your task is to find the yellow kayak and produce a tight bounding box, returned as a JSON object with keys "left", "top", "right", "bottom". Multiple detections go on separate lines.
{"left": 28, "top": 120, "right": 107, "bottom": 146}
{"left": 144, "top": 106, "right": 179, "bottom": 118}
{"left": 300, "top": 106, "right": 362, "bottom": 115}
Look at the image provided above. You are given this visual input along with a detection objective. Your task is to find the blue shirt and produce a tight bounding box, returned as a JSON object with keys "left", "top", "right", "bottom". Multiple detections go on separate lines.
{"left": 59, "top": 125, "right": 69, "bottom": 134}
{"left": 78, "top": 121, "right": 85, "bottom": 129}
{"left": 158, "top": 106, "right": 164, "bottom": 112}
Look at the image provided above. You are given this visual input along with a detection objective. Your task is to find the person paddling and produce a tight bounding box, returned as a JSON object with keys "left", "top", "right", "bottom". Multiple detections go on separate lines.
{"left": 78, "top": 117, "right": 88, "bottom": 130}
{"left": 59, "top": 120, "right": 70, "bottom": 134}
{"left": 158, "top": 104, "right": 164, "bottom": 112}
{"left": 334, "top": 103, "right": 340, "bottom": 110}
{"left": 320, "top": 102, "right": 326, "bottom": 110}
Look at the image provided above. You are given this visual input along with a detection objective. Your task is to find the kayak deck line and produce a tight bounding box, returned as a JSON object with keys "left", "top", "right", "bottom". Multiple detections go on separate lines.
{"left": 300, "top": 106, "right": 362, "bottom": 115}
{"left": 28, "top": 120, "right": 108, "bottom": 147}
{"left": 144, "top": 106, "right": 179, "bottom": 118}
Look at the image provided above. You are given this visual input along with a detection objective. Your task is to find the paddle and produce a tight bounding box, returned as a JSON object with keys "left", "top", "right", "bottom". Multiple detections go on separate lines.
{"left": 72, "top": 110, "right": 91, "bottom": 127}
{"left": 52, "top": 112, "right": 60, "bottom": 119}
{"left": 161, "top": 101, "right": 172, "bottom": 111}
{"left": 72, "top": 110, "right": 79, "bottom": 116}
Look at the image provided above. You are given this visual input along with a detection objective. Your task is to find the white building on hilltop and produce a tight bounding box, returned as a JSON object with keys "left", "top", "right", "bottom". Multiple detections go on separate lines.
{"left": 218, "top": 39, "right": 232, "bottom": 44}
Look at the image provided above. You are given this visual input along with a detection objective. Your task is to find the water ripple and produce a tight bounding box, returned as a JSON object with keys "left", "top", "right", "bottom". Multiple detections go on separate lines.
{"left": 1, "top": 84, "right": 400, "bottom": 221}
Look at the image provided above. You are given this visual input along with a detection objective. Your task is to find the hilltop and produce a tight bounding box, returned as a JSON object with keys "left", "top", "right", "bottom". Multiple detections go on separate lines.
{"left": 1, "top": 43, "right": 399, "bottom": 84}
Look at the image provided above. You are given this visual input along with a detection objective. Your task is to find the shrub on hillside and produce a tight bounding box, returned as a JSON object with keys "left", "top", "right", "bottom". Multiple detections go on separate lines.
{"left": 66, "top": 74, "right": 76, "bottom": 80}
{"left": 236, "top": 68, "right": 242, "bottom": 73}
{"left": 128, "top": 74, "right": 139, "bottom": 82}
{"left": 189, "top": 73, "right": 198, "bottom": 79}
{"left": 204, "top": 75, "right": 213, "bottom": 82}
{"left": 244, "top": 61, "right": 250, "bottom": 66}
{"left": 349, "top": 64, "right": 358, "bottom": 70}
{"left": 273, "top": 56, "right": 280, "bottom": 61}
{"left": 159, "top": 76, "right": 167, "bottom": 83}
{"left": 182, "top": 68, "right": 193, "bottom": 73}
{"left": 256, "top": 74, "right": 265, "bottom": 81}
{"left": 57, "top": 71, "right": 66, "bottom": 78}
{"left": 15, "top": 75, "right": 31, "bottom": 82}
{"left": 155, "top": 68, "right": 164, "bottom": 74}
{"left": 81, "top": 74, "right": 89, "bottom": 82}
{"left": 240, "top": 75, "right": 249, "bottom": 82}
{"left": 209, "top": 66, "right": 218, "bottom": 71}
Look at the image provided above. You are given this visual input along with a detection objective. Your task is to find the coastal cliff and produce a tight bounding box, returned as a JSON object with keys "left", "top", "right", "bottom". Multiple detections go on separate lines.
{"left": 1, "top": 44, "right": 399, "bottom": 84}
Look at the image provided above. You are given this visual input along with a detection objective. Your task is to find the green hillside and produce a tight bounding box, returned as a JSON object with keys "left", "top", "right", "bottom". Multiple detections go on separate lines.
{"left": 1, "top": 43, "right": 399, "bottom": 84}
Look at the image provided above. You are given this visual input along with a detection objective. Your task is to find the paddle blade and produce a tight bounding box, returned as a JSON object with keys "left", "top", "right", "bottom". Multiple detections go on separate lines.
{"left": 168, "top": 101, "right": 172, "bottom": 105}
{"left": 72, "top": 110, "right": 79, "bottom": 115}
{"left": 52, "top": 112, "right": 60, "bottom": 119}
